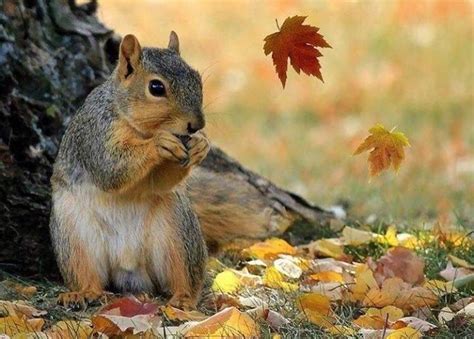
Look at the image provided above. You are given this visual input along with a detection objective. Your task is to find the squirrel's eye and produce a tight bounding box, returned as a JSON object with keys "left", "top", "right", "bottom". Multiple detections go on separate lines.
{"left": 149, "top": 79, "right": 166, "bottom": 97}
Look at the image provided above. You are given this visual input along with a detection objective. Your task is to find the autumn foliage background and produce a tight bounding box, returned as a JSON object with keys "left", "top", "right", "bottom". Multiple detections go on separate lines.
{"left": 99, "top": 0, "right": 473, "bottom": 225}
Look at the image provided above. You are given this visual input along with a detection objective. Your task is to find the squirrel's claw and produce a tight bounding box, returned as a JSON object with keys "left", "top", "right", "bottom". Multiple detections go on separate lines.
{"left": 186, "top": 132, "right": 210, "bottom": 168}
{"left": 58, "top": 290, "right": 103, "bottom": 310}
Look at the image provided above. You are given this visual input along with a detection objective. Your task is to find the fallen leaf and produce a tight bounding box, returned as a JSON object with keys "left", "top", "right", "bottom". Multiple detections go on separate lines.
{"left": 0, "top": 315, "right": 37, "bottom": 336}
{"left": 439, "top": 261, "right": 472, "bottom": 281}
{"left": 448, "top": 254, "right": 474, "bottom": 269}
{"left": 263, "top": 15, "right": 331, "bottom": 87}
{"left": 359, "top": 328, "right": 395, "bottom": 339}
{"left": 297, "top": 293, "right": 334, "bottom": 327}
{"left": 310, "top": 271, "right": 344, "bottom": 283}
{"left": 363, "top": 278, "right": 438, "bottom": 312}
{"left": 0, "top": 301, "right": 46, "bottom": 318}
{"left": 396, "top": 233, "right": 420, "bottom": 249}
{"left": 46, "top": 320, "right": 92, "bottom": 339}
{"left": 353, "top": 314, "right": 386, "bottom": 329}
{"left": 386, "top": 326, "right": 421, "bottom": 339}
{"left": 354, "top": 124, "right": 410, "bottom": 176}
{"left": 238, "top": 296, "right": 267, "bottom": 309}
{"left": 438, "top": 306, "right": 455, "bottom": 324}
{"left": 161, "top": 305, "right": 207, "bottom": 322}
{"left": 92, "top": 296, "right": 160, "bottom": 336}
{"left": 263, "top": 266, "right": 298, "bottom": 292}
{"left": 326, "top": 325, "right": 357, "bottom": 335}
{"left": 274, "top": 258, "right": 303, "bottom": 279}
{"left": 375, "top": 225, "right": 399, "bottom": 247}
{"left": 308, "top": 282, "right": 345, "bottom": 301}
{"left": 373, "top": 247, "right": 425, "bottom": 285}
{"left": 349, "top": 264, "right": 379, "bottom": 302}
{"left": 423, "top": 279, "right": 457, "bottom": 296}
{"left": 456, "top": 302, "right": 474, "bottom": 317}
{"left": 366, "top": 306, "right": 404, "bottom": 322}
{"left": 392, "top": 316, "right": 436, "bottom": 332}
{"left": 211, "top": 270, "right": 241, "bottom": 293}
{"left": 343, "top": 226, "right": 375, "bottom": 245}
{"left": 231, "top": 268, "right": 263, "bottom": 287}
{"left": 244, "top": 238, "right": 296, "bottom": 260}
{"left": 184, "top": 307, "right": 258, "bottom": 337}
{"left": 306, "top": 238, "right": 345, "bottom": 259}
{"left": 2, "top": 281, "right": 38, "bottom": 299}
{"left": 263, "top": 309, "right": 290, "bottom": 331}
{"left": 452, "top": 273, "right": 474, "bottom": 289}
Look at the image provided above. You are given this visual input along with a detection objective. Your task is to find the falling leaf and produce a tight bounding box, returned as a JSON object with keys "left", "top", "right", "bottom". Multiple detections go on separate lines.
{"left": 263, "top": 266, "right": 298, "bottom": 292}
{"left": 373, "top": 247, "right": 425, "bottom": 285}
{"left": 263, "top": 15, "right": 331, "bottom": 87}
{"left": 366, "top": 306, "right": 404, "bottom": 322}
{"left": 184, "top": 307, "right": 258, "bottom": 337}
{"left": 274, "top": 258, "right": 303, "bottom": 279}
{"left": 386, "top": 326, "right": 421, "bottom": 339}
{"left": 212, "top": 270, "right": 241, "bottom": 293}
{"left": 343, "top": 226, "right": 376, "bottom": 246}
{"left": 297, "top": 293, "right": 334, "bottom": 327}
{"left": 244, "top": 238, "right": 296, "bottom": 260}
{"left": 354, "top": 124, "right": 410, "bottom": 176}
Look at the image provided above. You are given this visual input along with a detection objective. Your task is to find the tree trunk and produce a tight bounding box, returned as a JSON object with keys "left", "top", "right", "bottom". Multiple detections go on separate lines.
{"left": 0, "top": 0, "right": 333, "bottom": 279}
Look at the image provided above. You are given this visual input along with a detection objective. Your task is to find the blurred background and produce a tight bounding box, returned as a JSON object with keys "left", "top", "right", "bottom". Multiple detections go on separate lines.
{"left": 98, "top": 0, "right": 473, "bottom": 225}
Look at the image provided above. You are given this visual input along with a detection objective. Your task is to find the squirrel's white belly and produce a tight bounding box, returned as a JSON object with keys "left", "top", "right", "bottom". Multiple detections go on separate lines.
{"left": 65, "top": 184, "right": 169, "bottom": 292}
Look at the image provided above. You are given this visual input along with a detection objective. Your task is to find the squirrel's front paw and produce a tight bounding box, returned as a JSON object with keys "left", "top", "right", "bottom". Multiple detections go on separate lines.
{"left": 155, "top": 131, "right": 189, "bottom": 166}
{"left": 186, "top": 132, "right": 210, "bottom": 167}
{"left": 58, "top": 290, "right": 103, "bottom": 310}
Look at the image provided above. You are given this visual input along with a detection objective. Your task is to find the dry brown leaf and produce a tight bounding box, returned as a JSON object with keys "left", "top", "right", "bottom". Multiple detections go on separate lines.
{"left": 0, "top": 300, "right": 46, "bottom": 318}
{"left": 343, "top": 226, "right": 376, "bottom": 246}
{"left": 309, "top": 282, "right": 345, "bottom": 301}
{"left": 349, "top": 264, "right": 379, "bottom": 302}
{"left": 373, "top": 247, "right": 425, "bottom": 285}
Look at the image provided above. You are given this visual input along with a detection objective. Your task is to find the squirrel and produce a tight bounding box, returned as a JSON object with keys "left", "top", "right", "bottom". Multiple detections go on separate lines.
{"left": 49, "top": 32, "right": 209, "bottom": 310}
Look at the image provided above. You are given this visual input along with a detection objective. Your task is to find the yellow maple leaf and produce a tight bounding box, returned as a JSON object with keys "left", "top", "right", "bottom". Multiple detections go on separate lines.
{"left": 297, "top": 293, "right": 334, "bottom": 328}
{"left": 354, "top": 124, "right": 410, "bottom": 176}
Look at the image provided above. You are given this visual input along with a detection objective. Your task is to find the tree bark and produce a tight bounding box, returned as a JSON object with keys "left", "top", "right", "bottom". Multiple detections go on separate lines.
{"left": 0, "top": 0, "right": 332, "bottom": 278}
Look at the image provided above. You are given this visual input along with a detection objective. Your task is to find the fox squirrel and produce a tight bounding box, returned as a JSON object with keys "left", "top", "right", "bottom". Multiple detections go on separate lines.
{"left": 50, "top": 32, "right": 209, "bottom": 309}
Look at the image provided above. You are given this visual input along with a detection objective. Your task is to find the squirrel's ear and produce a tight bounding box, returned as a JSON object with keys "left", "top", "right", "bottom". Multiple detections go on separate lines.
{"left": 168, "top": 31, "right": 180, "bottom": 55}
{"left": 118, "top": 34, "right": 142, "bottom": 80}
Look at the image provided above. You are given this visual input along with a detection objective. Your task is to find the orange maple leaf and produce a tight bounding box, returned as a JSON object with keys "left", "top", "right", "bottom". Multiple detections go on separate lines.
{"left": 263, "top": 16, "right": 331, "bottom": 87}
{"left": 354, "top": 124, "right": 410, "bottom": 176}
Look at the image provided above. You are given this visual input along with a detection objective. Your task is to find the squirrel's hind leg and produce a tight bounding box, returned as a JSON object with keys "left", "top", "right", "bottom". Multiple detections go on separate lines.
{"left": 50, "top": 191, "right": 108, "bottom": 308}
{"left": 147, "top": 192, "right": 207, "bottom": 310}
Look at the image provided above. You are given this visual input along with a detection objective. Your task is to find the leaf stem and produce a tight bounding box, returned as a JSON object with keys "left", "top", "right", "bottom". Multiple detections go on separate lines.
{"left": 390, "top": 126, "right": 397, "bottom": 133}
{"left": 275, "top": 18, "right": 280, "bottom": 30}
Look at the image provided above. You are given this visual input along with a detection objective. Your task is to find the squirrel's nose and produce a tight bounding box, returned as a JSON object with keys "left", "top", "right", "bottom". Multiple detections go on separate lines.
{"left": 187, "top": 117, "right": 205, "bottom": 134}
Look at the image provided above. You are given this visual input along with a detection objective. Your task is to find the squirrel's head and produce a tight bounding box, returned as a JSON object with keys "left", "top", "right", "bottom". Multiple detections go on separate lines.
{"left": 114, "top": 33, "right": 204, "bottom": 136}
